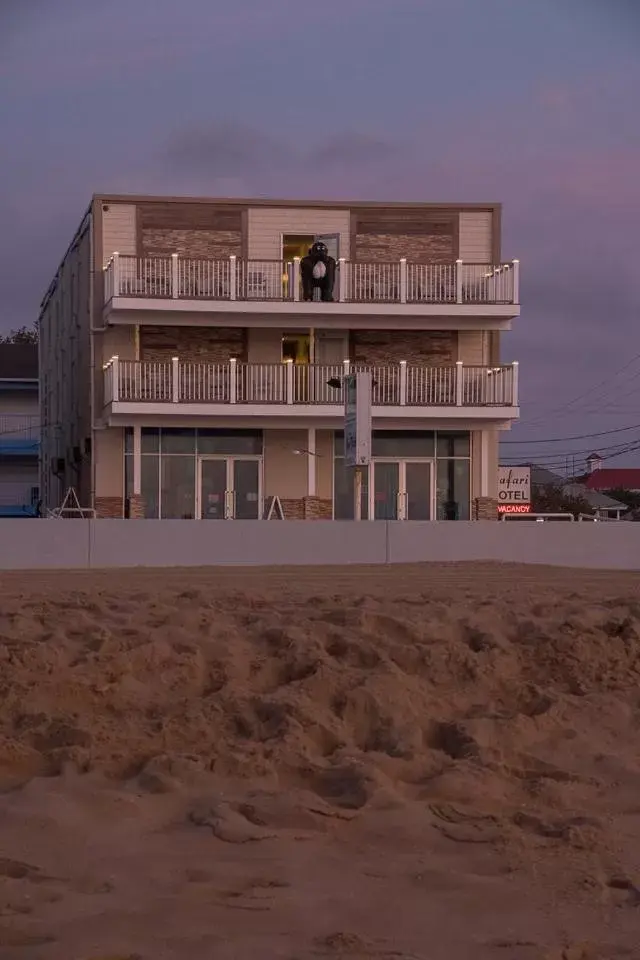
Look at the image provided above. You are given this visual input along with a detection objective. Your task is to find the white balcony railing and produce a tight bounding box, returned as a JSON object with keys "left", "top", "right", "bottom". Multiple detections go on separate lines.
{"left": 0, "top": 414, "right": 40, "bottom": 442}
{"left": 103, "top": 359, "right": 519, "bottom": 408}
{"left": 103, "top": 255, "right": 520, "bottom": 306}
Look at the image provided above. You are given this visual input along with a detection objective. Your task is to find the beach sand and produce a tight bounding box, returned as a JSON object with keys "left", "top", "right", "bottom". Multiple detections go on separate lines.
{"left": 0, "top": 562, "right": 639, "bottom": 960}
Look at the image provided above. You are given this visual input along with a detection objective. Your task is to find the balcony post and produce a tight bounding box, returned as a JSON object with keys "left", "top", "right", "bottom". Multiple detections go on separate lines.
{"left": 338, "top": 258, "right": 347, "bottom": 302}
{"left": 171, "top": 253, "right": 179, "bottom": 299}
{"left": 292, "top": 257, "right": 301, "bottom": 302}
{"left": 111, "top": 356, "right": 120, "bottom": 402}
{"left": 512, "top": 259, "right": 520, "bottom": 304}
{"left": 229, "top": 255, "right": 237, "bottom": 300}
{"left": 455, "top": 260, "right": 463, "bottom": 304}
{"left": 455, "top": 360, "right": 463, "bottom": 406}
{"left": 307, "top": 427, "right": 317, "bottom": 497}
{"left": 172, "top": 356, "right": 180, "bottom": 403}
{"left": 229, "top": 357, "right": 237, "bottom": 403}
{"left": 399, "top": 259, "right": 407, "bottom": 304}
{"left": 399, "top": 360, "right": 407, "bottom": 406}
{"left": 286, "top": 358, "right": 294, "bottom": 405}
{"left": 511, "top": 360, "right": 519, "bottom": 406}
{"left": 112, "top": 253, "right": 120, "bottom": 297}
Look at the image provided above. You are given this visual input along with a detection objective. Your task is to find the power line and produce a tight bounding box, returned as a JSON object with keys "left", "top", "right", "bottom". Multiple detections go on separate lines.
{"left": 521, "top": 351, "right": 640, "bottom": 427}
{"left": 501, "top": 421, "right": 640, "bottom": 445}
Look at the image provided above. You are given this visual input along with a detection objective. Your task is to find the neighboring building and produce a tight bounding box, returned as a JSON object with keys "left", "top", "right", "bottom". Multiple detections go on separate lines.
{"left": 584, "top": 466, "right": 640, "bottom": 495}
{"left": 519, "top": 463, "right": 629, "bottom": 519}
{"left": 38, "top": 195, "right": 521, "bottom": 520}
{"left": 0, "top": 344, "right": 40, "bottom": 517}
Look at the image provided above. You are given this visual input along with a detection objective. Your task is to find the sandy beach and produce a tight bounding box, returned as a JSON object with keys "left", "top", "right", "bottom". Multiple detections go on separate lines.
{"left": 0, "top": 562, "right": 639, "bottom": 960}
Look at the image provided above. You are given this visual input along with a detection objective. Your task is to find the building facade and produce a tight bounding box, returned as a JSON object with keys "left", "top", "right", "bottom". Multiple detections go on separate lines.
{"left": 0, "top": 344, "right": 40, "bottom": 517}
{"left": 38, "top": 196, "right": 520, "bottom": 520}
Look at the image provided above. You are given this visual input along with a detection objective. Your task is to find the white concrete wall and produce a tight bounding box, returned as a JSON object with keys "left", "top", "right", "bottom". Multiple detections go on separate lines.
{"left": 0, "top": 520, "right": 638, "bottom": 570}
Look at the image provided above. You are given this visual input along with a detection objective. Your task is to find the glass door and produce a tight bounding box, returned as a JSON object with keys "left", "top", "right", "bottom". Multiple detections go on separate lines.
{"left": 403, "top": 461, "right": 433, "bottom": 520}
{"left": 373, "top": 461, "right": 400, "bottom": 520}
{"left": 232, "top": 459, "right": 261, "bottom": 519}
{"left": 199, "top": 458, "right": 228, "bottom": 519}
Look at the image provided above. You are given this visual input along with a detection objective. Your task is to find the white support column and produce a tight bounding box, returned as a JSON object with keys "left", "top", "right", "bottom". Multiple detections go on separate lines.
{"left": 229, "top": 255, "right": 237, "bottom": 300}
{"left": 292, "top": 257, "right": 301, "bottom": 302}
{"left": 172, "top": 356, "right": 180, "bottom": 402}
{"left": 285, "top": 358, "right": 294, "bottom": 404}
{"left": 511, "top": 360, "right": 519, "bottom": 406}
{"left": 455, "top": 259, "right": 463, "bottom": 304}
{"left": 480, "top": 430, "right": 490, "bottom": 497}
{"left": 399, "top": 258, "right": 408, "bottom": 303}
{"left": 229, "top": 357, "right": 237, "bottom": 403}
{"left": 307, "top": 427, "right": 317, "bottom": 497}
{"left": 171, "top": 253, "right": 179, "bottom": 298}
{"left": 112, "top": 253, "right": 121, "bottom": 297}
{"left": 455, "top": 360, "right": 463, "bottom": 406}
{"left": 133, "top": 425, "right": 142, "bottom": 496}
{"left": 111, "top": 356, "right": 120, "bottom": 402}
{"left": 399, "top": 360, "right": 407, "bottom": 406}
{"left": 512, "top": 259, "right": 520, "bottom": 304}
{"left": 338, "top": 258, "right": 347, "bottom": 302}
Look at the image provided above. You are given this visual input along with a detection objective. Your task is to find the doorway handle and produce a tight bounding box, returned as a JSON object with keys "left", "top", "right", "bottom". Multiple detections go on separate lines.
{"left": 224, "top": 489, "right": 235, "bottom": 520}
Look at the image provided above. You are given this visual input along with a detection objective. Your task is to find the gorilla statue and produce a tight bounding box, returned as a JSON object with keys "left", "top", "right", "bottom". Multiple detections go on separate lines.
{"left": 300, "top": 241, "right": 336, "bottom": 302}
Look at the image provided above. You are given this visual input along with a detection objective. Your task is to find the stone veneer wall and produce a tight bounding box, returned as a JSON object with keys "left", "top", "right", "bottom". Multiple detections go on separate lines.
{"left": 473, "top": 497, "right": 498, "bottom": 520}
{"left": 138, "top": 203, "right": 243, "bottom": 260}
{"left": 351, "top": 330, "right": 455, "bottom": 365}
{"left": 140, "top": 326, "right": 247, "bottom": 362}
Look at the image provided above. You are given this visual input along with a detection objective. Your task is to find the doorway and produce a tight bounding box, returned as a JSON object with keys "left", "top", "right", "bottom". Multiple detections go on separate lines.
{"left": 197, "top": 456, "right": 262, "bottom": 519}
{"left": 371, "top": 459, "right": 434, "bottom": 520}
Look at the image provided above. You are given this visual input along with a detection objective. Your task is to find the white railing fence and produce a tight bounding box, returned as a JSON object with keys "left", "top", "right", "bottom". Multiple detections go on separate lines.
{"left": 103, "top": 359, "right": 519, "bottom": 408}
{"left": 104, "top": 254, "right": 520, "bottom": 305}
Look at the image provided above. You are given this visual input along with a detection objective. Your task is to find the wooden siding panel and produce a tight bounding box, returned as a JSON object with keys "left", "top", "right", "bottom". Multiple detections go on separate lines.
{"left": 458, "top": 211, "right": 493, "bottom": 263}
{"left": 101, "top": 203, "right": 137, "bottom": 265}
{"left": 457, "top": 330, "right": 488, "bottom": 365}
{"left": 247, "top": 207, "right": 351, "bottom": 260}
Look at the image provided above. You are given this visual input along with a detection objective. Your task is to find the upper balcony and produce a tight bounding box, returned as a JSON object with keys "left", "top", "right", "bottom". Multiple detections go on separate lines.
{"left": 102, "top": 357, "right": 519, "bottom": 425}
{"left": 0, "top": 414, "right": 40, "bottom": 455}
{"left": 103, "top": 254, "right": 520, "bottom": 330}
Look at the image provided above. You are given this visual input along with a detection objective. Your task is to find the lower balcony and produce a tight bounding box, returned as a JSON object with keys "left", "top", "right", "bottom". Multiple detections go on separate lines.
{"left": 103, "top": 359, "right": 519, "bottom": 422}
{"left": 0, "top": 414, "right": 40, "bottom": 455}
{"left": 0, "top": 480, "right": 40, "bottom": 517}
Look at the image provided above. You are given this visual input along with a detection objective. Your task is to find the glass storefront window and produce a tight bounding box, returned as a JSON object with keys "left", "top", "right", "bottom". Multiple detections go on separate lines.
{"left": 197, "top": 429, "right": 263, "bottom": 455}
{"left": 436, "top": 432, "right": 470, "bottom": 458}
{"left": 334, "top": 430, "right": 436, "bottom": 458}
{"left": 333, "top": 459, "right": 369, "bottom": 520}
{"left": 161, "top": 429, "right": 196, "bottom": 455}
{"left": 124, "top": 454, "right": 160, "bottom": 518}
{"left": 436, "top": 458, "right": 470, "bottom": 520}
{"left": 160, "top": 456, "right": 195, "bottom": 518}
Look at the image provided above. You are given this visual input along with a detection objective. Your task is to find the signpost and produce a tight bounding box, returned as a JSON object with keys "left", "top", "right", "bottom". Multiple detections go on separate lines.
{"left": 344, "top": 372, "right": 372, "bottom": 521}
{"left": 497, "top": 466, "right": 531, "bottom": 514}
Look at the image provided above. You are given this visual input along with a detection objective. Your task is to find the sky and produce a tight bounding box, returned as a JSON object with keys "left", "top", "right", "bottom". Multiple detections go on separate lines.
{"left": 1, "top": 0, "right": 639, "bottom": 471}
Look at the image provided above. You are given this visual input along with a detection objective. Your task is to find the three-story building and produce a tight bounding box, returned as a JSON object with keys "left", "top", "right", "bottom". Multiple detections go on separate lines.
{"left": 38, "top": 196, "right": 520, "bottom": 520}
{"left": 0, "top": 343, "right": 40, "bottom": 517}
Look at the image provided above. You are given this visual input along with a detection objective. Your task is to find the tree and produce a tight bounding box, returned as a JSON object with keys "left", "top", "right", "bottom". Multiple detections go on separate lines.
{"left": 532, "top": 483, "right": 593, "bottom": 517}
{"left": 0, "top": 325, "right": 38, "bottom": 345}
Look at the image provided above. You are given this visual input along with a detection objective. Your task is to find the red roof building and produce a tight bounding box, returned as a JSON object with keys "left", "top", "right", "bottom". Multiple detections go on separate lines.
{"left": 584, "top": 469, "right": 640, "bottom": 492}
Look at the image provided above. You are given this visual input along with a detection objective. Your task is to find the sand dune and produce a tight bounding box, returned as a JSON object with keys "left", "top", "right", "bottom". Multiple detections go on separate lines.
{"left": 0, "top": 563, "right": 639, "bottom": 960}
